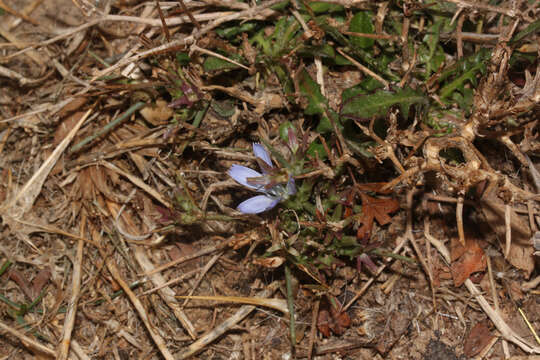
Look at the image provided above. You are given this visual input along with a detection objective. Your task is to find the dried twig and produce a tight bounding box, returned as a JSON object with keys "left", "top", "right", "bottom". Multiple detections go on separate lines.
{"left": 57, "top": 214, "right": 86, "bottom": 360}
{"left": 336, "top": 48, "right": 389, "bottom": 88}
{"left": 0, "top": 320, "right": 56, "bottom": 357}
{"left": 104, "top": 250, "right": 175, "bottom": 360}
{"left": 175, "top": 282, "right": 280, "bottom": 359}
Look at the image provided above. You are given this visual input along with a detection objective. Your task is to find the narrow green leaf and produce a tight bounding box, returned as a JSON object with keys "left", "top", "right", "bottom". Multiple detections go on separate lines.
{"left": 511, "top": 19, "right": 540, "bottom": 44}
{"left": 349, "top": 12, "right": 375, "bottom": 49}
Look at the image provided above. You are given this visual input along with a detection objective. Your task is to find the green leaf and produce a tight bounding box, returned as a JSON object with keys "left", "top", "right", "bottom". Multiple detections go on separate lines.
{"left": 349, "top": 12, "right": 375, "bottom": 49}
{"left": 439, "top": 62, "right": 485, "bottom": 100}
{"left": 421, "top": 18, "right": 445, "bottom": 77}
{"left": 511, "top": 19, "right": 540, "bottom": 44}
{"left": 306, "top": 2, "right": 344, "bottom": 13}
{"left": 316, "top": 115, "right": 333, "bottom": 134}
{"left": 175, "top": 52, "right": 191, "bottom": 66}
{"left": 307, "top": 141, "right": 328, "bottom": 160}
{"left": 298, "top": 69, "right": 327, "bottom": 115}
{"left": 279, "top": 121, "right": 295, "bottom": 142}
{"left": 216, "top": 22, "right": 257, "bottom": 39}
{"left": 210, "top": 99, "right": 235, "bottom": 118}
{"left": 203, "top": 56, "right": 241, "bottom": 71}
{"left": 341, "top": 86, "right": 426, "bottom": 120}
{"left": 341, "top": 78, "right": 385, "bottom": 103}
{"left": 298, "top": 44, "right": 336, "bottom": 59}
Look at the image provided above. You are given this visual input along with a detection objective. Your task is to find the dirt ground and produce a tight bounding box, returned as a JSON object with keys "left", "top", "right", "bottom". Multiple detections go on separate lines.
{"left": 0, "top": 0, "right": 539, "bottom": 359}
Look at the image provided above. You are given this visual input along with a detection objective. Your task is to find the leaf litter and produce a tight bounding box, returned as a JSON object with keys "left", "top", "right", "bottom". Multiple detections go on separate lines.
{"left": 0, "top": 0, "right": 539, "bottom": 359}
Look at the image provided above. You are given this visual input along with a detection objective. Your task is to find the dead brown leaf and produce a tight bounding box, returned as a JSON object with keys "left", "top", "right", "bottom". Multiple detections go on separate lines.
{"left": 464, "top": 322, "right": 494, "bottom": 357}
{"left": 450, "top": 236, "right": 486, "bottom": 287}
{"left": 317, "top": 296, "right": 351, "bottom": 337}
{"left": 357, "top": 193, "right": 400, "bottom": 241}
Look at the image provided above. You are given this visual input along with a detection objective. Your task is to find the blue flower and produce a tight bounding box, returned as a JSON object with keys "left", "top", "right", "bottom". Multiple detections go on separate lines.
{"left": 228, "top": 143, "right": 296, "bottom": 214}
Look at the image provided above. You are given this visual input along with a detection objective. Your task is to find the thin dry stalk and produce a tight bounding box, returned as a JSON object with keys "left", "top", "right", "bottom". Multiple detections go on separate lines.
{"left": 0, "top": 320, "right": 56, "bottom": 357}
{"left": 144, "top": 240, "right": 230, "bottom": 276}
{"left": 443, "top": 0, "right": 521, "bottom": 17}
{"left": 308, "top": 299, "right": 320, "bottom": 360}
{"left": 0, "top": 64, "right": 43, "bottom": 86}
{"left": 190, "top": 44, "right": 250, "bottom": 70}
{"left": 57, "top": 213, "right": 87, "bottom": 360}
{"left": 1, "top": 108, "right": 92, "bottom": 216}
{"left": 428, "top": 231, "right": 540, "bottom": 353}
{"left": 504, "top": 203, "right": 512, "bottom": 258}
{"left": 70, "top": 339, "right": 91, "bottom": 360}
{"left": 405, "top": 191, "right": 436, "bottom": 309}
{"left": 181, "top": 252, "right": 222, "bottom": 307}
{"left": 456, "top": 195, "right": 465, "bottom": 246}
{"left": 0, "top": 1, "right": 39, "bottom": 26}
{"left": 133, "top": 245, "right": 198, "bottom": 339}
{"left": 336, "top": 48, "right": 389, "bottom": 88}
{"left": 175, "top": 282, "right": 280, "bottom": 359}
{"left": 343, "top": 235, "right": 408, "bottom": 311}
{"left": 473, "top": 335, "right": 500, "bottom": 359}
{"left": 101, "top": 161, "right": 171, "bottom": 208}
{"left": 90, "top": 0, "right": 284, "bottom": 82}
{"left": 487, "top": 255, "right": 510, "bottom": 358}
{"left": 104, "top": 253, "right": 175, "bottom": 360}
{"left": 456, "top": 13, "right": 465, "bottom": 59}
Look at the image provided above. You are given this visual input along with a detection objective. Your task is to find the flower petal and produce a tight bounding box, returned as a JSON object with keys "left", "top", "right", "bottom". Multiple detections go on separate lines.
{"left": 228, "top": 165, "right": 263, "bottom": 190}
{"left": 286, "top": 177, "right": 296, "bottom": 196}
{"left": 252, "top": 143, "right": 273, "bottom": 167}
{"left": 237, "top": 195, "right": 279, "bottom": 214}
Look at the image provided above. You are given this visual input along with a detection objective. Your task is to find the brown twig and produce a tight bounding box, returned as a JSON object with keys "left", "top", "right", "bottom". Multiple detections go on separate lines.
{"left": 336, "top": 48, "right": 389, "bottom": 88}
{"left": 308, "top": 299, "right": 320, "bottom": 360}
{"left": 57, "top": 213, "right": 86, "bottom": 359}
{"left": 104, "top": 250, "right": 175, "bottom": 360}
{"left": 0, "top": 320, "right": 56, "bottom": 357}
{"left": 0, "top": 0, "right": 39, "bottom": 26}
{"left": 456, "top": 195, "right": 465, "bottom": 246}
{"left": 443, "top": 0, "right": 521, "bottom": 17}
{"left": 175, "top": 282, "right": 280, "bottom": 359}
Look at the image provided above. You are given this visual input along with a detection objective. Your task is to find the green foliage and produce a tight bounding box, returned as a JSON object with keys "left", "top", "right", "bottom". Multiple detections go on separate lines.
{"left": 203, "top": 56, "right": 242, "bottom": 71}
{"left": 298, "top": 69, "right": 327, "bottom": 115}
{"left": 510, "top": 19, "right": 540, "bottom": 44}
{"left": 175, "top": 52, "right": 191, "bottom": 66}
{"left": 438, "top": 48, "right": 491, "bottom": 104}
{"left": 349, "top": 12, "right": 375, "bottom": 50}
{"left": 341, "top": 86, "right": 427, "bottom": 120}
{"left": 216, "top": 22, "right": 258, "bottom": 39}
{"left": 418, "top": 18, "right": 446, "bottom": 78}
{"left": 304, "top": 2, "right": 344, "bottom": 13}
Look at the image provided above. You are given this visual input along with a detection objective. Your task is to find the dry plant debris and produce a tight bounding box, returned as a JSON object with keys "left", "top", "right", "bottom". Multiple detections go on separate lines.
{"left": 0, "top": 0, "right": 539, "bottom": 358}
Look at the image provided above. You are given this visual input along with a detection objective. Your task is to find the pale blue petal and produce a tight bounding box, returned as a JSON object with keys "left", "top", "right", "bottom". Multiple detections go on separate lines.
{"left": 237, "top": 195, "right": 279, "bottom": 214}
{"left": 286, "top": 177, "right": 296, "bottom": 195}
{"left": 228, "top": 165, "right": 262, "bottom": 190}
{"left": 252, "top": 143, "right": 273, "bottom": 167}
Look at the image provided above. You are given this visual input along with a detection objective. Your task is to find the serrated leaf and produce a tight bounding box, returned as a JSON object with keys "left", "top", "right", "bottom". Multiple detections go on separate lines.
{"left": 439, "top": 62, "right": 485, "bottom": 100}
{"left": 349, "top": 12, "right": 375, "bottom": 49}
{"left": 341, "top": 86, "right": 426, "bottom": 120}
